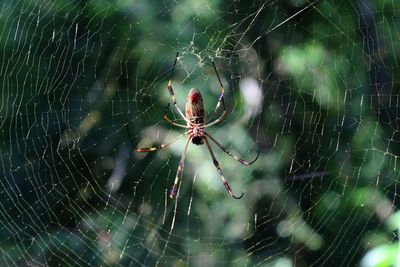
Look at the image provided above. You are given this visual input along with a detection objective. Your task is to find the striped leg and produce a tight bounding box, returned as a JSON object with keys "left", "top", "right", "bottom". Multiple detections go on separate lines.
{"left": 136, "top": 132, "right": 188, "bottom": 152}
{"left": 206, "top": 60, "right": 226, "bottom": 123}
{"left": 170, "top": 137, "right": 191, "bottom": 199}
{"left": 204, "top": 138, "right": 244, "bottom": 199}
{"left": 167, "top": 52, "right": 189, "bottom": 123}
{"left": 163, "top": 103, "right": 189, "bottom": 128}
{"left": 163, "top": 115, "right": 189, "bottom": 128}
{"left": 205, "top": 132, "right": 259, "bottom": 166}
{"left": 204, "top": 110, "right": 226, "bottom": 127}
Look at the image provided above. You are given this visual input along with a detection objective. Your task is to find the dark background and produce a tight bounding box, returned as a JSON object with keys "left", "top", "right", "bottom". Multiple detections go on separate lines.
{"left": 0, "top": 0, "right": 399, "bottom": 266}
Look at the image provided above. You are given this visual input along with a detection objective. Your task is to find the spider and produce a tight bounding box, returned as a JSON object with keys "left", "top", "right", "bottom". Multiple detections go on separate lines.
{"left": 132, "top": 52, "right": 259, "bottom": 200}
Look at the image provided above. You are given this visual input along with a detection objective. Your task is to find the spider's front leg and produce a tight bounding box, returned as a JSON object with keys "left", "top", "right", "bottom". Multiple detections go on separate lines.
{"left": 206, "top": 60, "right": 226, "bottom": 123}
{"left": 167, "top": 52, "right": 189, "bottom": 123}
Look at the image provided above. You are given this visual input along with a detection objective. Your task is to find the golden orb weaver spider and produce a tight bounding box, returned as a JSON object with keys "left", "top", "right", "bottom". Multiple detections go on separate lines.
{"left": 131, "top": 52, "right": 259, "bottom": 199}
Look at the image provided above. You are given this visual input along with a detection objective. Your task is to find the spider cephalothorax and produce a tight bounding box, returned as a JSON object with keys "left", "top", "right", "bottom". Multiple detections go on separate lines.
{"left": 190, "top": 128, "right": 204, "bottom": 145}
{"left": 134, "top": 52, "right": 259, "bottom": 200}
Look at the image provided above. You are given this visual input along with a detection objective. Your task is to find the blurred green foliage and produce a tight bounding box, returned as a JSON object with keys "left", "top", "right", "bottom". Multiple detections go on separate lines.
{"left": 0, "top": 0, "right": 399, "bottom": 266}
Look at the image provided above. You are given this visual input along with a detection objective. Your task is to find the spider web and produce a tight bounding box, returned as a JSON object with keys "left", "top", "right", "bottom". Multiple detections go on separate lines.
{"left": 1, "top": 0, "right": 399, "bottom": 266}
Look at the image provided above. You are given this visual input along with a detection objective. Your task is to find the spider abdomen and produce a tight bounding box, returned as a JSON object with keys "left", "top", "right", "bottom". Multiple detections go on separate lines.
{"left": 186, "top": 88, "right": 205, "bottom": 145}
{"left": 186, "top": 88, "right": 205, "bottom": 124}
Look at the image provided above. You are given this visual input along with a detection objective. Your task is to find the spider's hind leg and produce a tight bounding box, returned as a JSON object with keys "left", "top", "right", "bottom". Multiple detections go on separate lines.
{"left": 204, "top": 138, "right": 244, "bottom": 199}
{"left": 170, "top": 138, "right": 191, "bottom": 199}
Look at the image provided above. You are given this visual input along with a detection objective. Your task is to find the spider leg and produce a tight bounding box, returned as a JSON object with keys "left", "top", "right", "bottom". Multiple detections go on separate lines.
{"left": 167, "top": 52, "right": 189, "bottom": 123}
{"left": 135, "top": 131, "right": 188, "bottom": 152}
{"left": 170, "top": 137, "right": 191, "bottom": 199}
{"left": 204, "top": 132, "right": 259, "bottom": 166}
{"left": 204, "top": 110, "right": 226, "bottom": 128}
{"left": 163, "top": 115, "right": 189, "bottom": 128}
{"left": 204, "top": 138, "right": 244, "bottom": 199}
{"left": 163, "top": 103, "right": 189, "bottom": 128}
{"left": 206, "top": 60, "right": 226, "bottom": 123}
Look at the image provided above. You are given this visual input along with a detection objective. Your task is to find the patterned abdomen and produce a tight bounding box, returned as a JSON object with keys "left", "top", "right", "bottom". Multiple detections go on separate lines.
{"left": 186, "top": 88, "right": 205, "bottom": 125}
